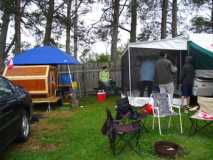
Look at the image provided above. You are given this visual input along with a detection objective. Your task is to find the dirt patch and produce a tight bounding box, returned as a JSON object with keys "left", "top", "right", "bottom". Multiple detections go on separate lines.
{"left": 32, "top": 120, "right": 64, "bottom": 134}
{"left": 12, "top": 136, "right": 59, "bottom": 152}
{"left": 11, "top": 110, "right": 74, "bottom": 152}
{"left": 45, "top": 110, "right": 75, "bottom": 119}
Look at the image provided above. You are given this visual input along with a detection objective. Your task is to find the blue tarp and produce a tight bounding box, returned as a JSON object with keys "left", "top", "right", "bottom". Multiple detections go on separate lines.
{"left": 13, "top": 46, "right": 80, "bottom": 65}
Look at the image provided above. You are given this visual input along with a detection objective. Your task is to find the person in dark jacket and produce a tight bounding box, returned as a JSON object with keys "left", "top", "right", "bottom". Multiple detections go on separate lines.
{"left": 155, "top": 52, "right": 177, "bottom": 104}
{"left": 181, "top": 56, "right": 194, "bottom": 107}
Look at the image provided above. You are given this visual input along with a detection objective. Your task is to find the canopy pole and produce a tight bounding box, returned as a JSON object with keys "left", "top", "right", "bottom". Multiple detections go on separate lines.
{"left": 187, "top": 42, "right": 190, "bottom": 56}
{"left": 128, "top": 47, "right": 132, "bottom": 96}
{"left": 179, "top": 50, "right": 182, "bottom": 88}
{"left": 67, "top": 65, "right": 72, "bottom": 86}
{"left": 77, "top": 71, "right": 82, "bottom": 97}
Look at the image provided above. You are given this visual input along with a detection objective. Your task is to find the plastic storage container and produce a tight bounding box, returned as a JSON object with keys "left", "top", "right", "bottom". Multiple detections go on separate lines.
{"left": 59, "top": 73, "right": 72, "bottom": 85}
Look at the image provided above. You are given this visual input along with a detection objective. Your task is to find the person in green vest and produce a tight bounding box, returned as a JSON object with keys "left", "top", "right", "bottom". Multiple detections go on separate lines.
{"left": 99, "top": 66, "right": 110, "bottom": 89}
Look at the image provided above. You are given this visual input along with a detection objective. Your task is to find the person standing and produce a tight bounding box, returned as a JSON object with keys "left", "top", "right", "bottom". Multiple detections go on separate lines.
{"left": 99, "top": 66, "right": 110, "bottom": 89}
{"left": 181, "top": 56, "right": 194, "bottom": 107}
{"left": 139, "top": 57, "right": 156, "bottom": 97}
{"left": 155, "top": 52, "right": 177, "bottom": 104}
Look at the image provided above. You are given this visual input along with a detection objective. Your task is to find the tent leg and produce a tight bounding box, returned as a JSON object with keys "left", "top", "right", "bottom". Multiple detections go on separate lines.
{"left": 128, "top": 47, "right": 132, "bottom": 96}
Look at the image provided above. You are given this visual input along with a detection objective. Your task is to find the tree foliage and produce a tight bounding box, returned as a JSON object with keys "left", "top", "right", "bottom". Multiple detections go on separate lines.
{"left": 0, "top": 0, "right": 211, "bottom": 69}
{"left": 191, "top": 16, "right": 212, "bottom": 33}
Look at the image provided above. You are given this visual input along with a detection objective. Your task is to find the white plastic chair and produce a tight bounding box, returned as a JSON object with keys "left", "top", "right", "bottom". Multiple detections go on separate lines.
{"left": 151, "top": 93, "right": 183, "bottom": 135}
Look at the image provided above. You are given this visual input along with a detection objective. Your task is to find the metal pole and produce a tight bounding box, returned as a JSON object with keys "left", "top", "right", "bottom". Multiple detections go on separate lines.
{"left": 77, "top": 71, "right": 82, "bottom": 97}
{"left": 67, "top": 65, "right": 72, "bottom": 83}
{"left": 67, "top": 65, "right": 73, "bottom": 101}
{"left": 128, "top": 47, "right": 132, "bottom": 96}
{"left": 179, "top": 50, "right": 182, "bottom": 90}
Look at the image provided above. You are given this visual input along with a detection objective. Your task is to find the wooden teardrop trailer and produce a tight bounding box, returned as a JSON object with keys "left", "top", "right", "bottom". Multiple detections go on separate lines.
{"left": 3, "top": 65, "right": 58, "bottom": 98}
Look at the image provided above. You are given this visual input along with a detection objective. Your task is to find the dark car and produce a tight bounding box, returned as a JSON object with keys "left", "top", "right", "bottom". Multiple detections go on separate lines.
{"left": 0, "top": 76, "right": 32, "bottom": 151}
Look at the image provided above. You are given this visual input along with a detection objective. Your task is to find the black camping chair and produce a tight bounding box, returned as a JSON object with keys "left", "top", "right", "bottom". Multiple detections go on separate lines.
{"left": 102, "top": 109, "right": 142, "bottom": 155}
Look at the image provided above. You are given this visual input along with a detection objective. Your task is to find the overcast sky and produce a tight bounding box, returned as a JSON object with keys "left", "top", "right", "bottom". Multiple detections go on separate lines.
{"left": 5, "top": 1, "right": 212, "bottom": 57}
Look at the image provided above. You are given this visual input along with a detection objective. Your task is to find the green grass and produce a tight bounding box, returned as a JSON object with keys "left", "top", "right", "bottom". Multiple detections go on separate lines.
{"left": 2, "top": 96, "right": 213, "bottom": 160}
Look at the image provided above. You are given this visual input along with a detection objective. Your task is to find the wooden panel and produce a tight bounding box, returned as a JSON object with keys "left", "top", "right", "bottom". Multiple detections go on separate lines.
{"left": 12, "top": 79, "right": 46, "bottom": 91}
{"left": 5, "top": 66, "right": 47, "bottom": 77}
{"left": 32, "top": 96, "right": 60, "bottom": 103}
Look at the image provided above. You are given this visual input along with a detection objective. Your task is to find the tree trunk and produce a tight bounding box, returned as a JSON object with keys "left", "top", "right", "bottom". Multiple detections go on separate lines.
{"left": 66, "top": 0, "right": 72, "bottom": 54}
{"left": 111, "top": 0, "right": 120, "bottom": 63}
{"left": 15, "top": 0, "right": 21, "bottom": 53}
{"left": 172, "top": 0, "right": 177, "bottom": 38}
{"left": 43, "top": 0, "right": 54, "bottom": 45}
{"left": 130, "top": 0, "right": 137, "bottom": 42}
{"left": 161, "top": 0, "right": 168, "bottom": 39}
{"left": 0, "top": 9, "right": 10, "bottom": 69}
{"left": 73, "top": 0, "right": 78, "bottom": 59}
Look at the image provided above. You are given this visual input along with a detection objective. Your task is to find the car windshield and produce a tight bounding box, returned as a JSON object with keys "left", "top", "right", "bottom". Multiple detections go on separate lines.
{"left": 0, "top": 77, "right": 13, "bottom": 98}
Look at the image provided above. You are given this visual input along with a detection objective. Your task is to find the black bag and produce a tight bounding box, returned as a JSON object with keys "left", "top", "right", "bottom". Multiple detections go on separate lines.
{"left": 116, "top": 97, "right": 133, "bottom": 120}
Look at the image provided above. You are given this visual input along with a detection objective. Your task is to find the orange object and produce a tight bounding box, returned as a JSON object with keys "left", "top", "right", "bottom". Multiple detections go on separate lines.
{"left": 97, "top": 91, "right": 106, "bottom": 103}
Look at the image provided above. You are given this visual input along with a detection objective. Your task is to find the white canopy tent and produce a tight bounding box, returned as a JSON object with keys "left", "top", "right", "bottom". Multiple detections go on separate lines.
{"left": 128, "top": 36, "right": 187, "bottom": 50}
{"left": 123, "top": 36, "right": 188, "bottom": 96}
{"left": 122, "top": 34, "right": 213, "bottom": 96}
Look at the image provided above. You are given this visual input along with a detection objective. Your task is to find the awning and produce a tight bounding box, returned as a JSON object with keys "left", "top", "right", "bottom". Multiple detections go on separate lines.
{"left": 188, "top": 34, "right": 213, "bottom": 69}
{"left": 13, "top": 46, "right": 80, "bottom": 65}
{"left": 128, "top": 36, "right": 187, "bottom": 50}
{"left": 189, "top": 33, "right": 213, "bottom": 53}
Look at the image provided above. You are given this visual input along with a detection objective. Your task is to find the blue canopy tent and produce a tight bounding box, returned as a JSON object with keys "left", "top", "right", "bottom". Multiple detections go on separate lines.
{"left": 13, "top": 46, "right": 80, "bottom": 65}
{"left": 13, "top": 46, "right": 80, "bottom": 88}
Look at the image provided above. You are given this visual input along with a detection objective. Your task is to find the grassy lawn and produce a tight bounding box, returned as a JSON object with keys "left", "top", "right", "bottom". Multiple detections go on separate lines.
{"left": 2, "top": 96, "right": 213, "bottom": 160}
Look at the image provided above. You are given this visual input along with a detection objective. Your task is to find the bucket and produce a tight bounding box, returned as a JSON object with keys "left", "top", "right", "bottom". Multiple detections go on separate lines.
{"left": 97, "top": 91, "right": 106, "bottom": 103}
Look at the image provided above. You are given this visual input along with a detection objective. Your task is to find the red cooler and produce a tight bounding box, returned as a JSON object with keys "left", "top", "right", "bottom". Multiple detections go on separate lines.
{"left": 97, "top": 91, "right": 106, "bottom": 102}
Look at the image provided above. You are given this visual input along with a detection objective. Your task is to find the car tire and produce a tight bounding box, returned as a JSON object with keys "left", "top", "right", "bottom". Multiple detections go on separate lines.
{"left": 16, "top": 110, "right": 30, "bottom": 142}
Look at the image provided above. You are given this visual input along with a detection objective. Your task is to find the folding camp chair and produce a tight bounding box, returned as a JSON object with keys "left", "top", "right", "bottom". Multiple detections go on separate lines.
{"left": 190, "top": 96, "right": 213, "bottom": 135}
{"left": 151, "top": 93, "right": 183, "bottom": 135}
{"left": 102, "top": 109, "right": 142, "bottom": 155}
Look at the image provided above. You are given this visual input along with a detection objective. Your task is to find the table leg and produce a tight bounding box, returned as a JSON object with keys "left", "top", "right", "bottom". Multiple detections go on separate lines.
{"left": 47, "top": 103, "right": 51, "bottom": 112}
{"left": 189, "top": 118, "right": 213, "bottom": 135}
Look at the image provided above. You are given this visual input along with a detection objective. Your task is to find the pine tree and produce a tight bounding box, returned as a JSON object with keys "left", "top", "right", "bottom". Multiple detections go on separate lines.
{"left": 161, "top": 0, "right": 168, "bottom": 39}
{"left": 15, "top": 0, "right": 21, "bottom": 53}
{"left": 130, "top": 0, "right": 137, "bottom": 42}
{"left": 43, "top": 0, "right": 55, "bottom": 45}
